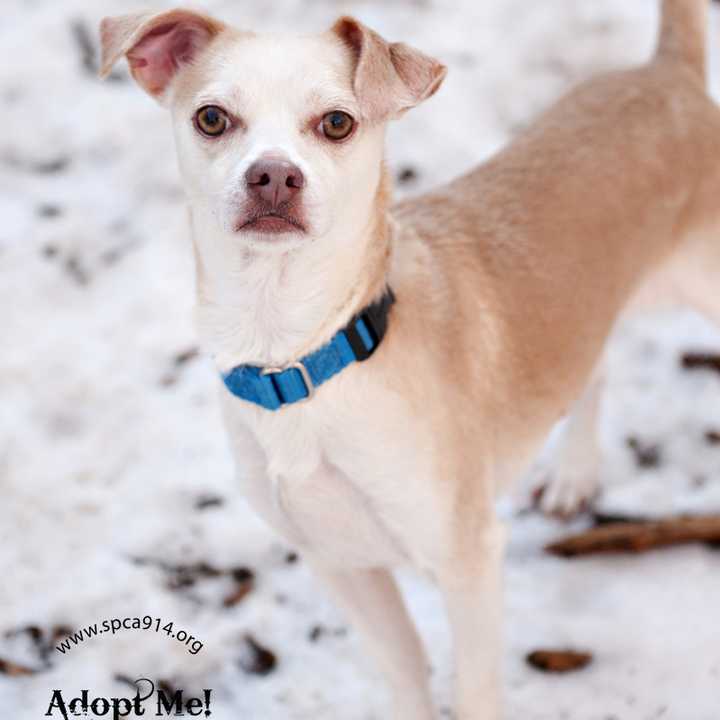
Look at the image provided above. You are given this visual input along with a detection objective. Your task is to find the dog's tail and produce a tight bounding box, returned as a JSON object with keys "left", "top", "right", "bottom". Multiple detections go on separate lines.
{"left": 656, "top": 0, "right": 708, "bottom": 79}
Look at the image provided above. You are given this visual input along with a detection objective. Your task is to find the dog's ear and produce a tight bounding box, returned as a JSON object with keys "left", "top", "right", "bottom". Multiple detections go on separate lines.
{"left": 99, "top": 9, "right": 226, "bottom": 102}
{"left": 331, "top": 16, "right": 447, "bottom": 122}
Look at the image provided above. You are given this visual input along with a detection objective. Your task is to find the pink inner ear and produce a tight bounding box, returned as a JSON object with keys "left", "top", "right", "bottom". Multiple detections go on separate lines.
{"left": 127, "top": 22, "right": 212, "bottom": 96}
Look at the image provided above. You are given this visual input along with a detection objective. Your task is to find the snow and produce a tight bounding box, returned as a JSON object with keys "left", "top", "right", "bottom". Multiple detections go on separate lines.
{"left": 2, "top": 1, "right": 720, "bottom": 718}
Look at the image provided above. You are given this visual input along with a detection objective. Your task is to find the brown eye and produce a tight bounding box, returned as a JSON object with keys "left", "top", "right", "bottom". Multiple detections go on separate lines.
{"left": 195, "top": 105, "right": 229, "bottom": 137}
{"left": 321, "top": 111, "right": 355, "bottom": 141}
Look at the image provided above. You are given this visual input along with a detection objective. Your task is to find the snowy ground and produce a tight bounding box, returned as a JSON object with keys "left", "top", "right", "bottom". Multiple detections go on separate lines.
{"left": 3, "top": 1, "right": 720, "bottom": 718}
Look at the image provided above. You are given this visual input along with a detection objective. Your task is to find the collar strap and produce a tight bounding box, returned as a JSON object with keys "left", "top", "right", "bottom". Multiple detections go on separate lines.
{"left": 221, "top": 288, "right": 396, "bottom": 411}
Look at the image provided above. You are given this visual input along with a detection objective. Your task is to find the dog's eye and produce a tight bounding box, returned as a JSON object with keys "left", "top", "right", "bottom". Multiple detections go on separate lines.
{"left": 321, "top": 111, "right": 355, "bottom": 141}
{"left": 195, "top": 105, "right": 230, "bottom": 137}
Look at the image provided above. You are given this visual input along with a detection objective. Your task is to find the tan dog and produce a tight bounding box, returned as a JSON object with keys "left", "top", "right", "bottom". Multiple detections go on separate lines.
{"left": 100, "top": 2, "right": 720, "bottom": 717}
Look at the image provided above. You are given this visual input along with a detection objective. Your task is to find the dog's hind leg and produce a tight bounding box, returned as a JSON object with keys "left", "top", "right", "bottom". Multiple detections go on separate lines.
{"left": 674, "top": 232, "right": 720, "bottom": 327}
{"left": 526, "top": 365, "right": 605, "bottom": 518}
{"left": 534, "top": 222, "right": 720, "bottom": 521}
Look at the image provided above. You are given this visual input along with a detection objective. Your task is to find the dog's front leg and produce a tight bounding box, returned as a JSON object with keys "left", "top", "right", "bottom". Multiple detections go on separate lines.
{"left": 309, "top": 564, "right": 435, "bottom": 720}
{"left": 438, "top": 517, "right": 506, "bottom": 720}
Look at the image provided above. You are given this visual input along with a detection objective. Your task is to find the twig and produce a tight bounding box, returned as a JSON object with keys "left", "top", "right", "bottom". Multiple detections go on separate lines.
{"left": 681, "top": 353, "right": 720, "bottom": 375}
{"left": 546, "top": 514, "right": 720, "bottom": 557}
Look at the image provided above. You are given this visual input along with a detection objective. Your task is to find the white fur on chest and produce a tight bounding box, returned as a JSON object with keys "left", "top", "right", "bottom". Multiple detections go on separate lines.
{"left": 219, "top": 374, "right": 445, "bottom": 570}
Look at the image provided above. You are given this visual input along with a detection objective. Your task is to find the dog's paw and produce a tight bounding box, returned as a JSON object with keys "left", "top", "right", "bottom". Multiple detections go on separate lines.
{"left": 530, "top": 466, "right": 600, "bottom": 520}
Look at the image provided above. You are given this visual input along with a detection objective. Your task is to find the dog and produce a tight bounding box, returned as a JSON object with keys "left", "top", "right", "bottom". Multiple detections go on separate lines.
{"left": 99, "top": 2, "right": 720, "bottom": 717}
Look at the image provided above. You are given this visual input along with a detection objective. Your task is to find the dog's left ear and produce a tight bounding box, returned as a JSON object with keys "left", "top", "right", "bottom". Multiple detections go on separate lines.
{"left": 331, "top": 16, "right": 447, "bottom": 122}
{"left": 99, "top": 9, "right": 226, "bottom": 102}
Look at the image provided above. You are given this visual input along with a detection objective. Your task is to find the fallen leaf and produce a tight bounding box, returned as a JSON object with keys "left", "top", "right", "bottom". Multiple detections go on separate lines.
{"left": 526, "top": 649, "right": 593, "bottom": 674}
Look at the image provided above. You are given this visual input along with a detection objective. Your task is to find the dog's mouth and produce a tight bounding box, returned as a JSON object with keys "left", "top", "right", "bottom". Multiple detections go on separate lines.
{"left": 235, "top": 208, "right": 307, "bottom": 236}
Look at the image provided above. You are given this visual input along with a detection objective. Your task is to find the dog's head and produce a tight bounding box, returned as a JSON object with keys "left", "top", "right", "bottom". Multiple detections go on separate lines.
{"left": 100, "top": 9, "right": 445, "bottom": 256}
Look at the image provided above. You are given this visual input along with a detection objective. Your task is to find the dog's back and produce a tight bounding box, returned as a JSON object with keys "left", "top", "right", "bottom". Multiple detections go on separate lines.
{"left": 390, "top": 0, "right": 720, "bottom": 461}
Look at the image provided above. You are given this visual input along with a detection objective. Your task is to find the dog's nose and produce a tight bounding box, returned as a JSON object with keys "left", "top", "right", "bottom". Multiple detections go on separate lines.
{"left": 245, "top": 159, "right": 305, "bottom": 207}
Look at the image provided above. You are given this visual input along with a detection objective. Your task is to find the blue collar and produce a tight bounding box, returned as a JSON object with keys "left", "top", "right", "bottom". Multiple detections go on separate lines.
{"left": 221, "top": 288, "right": 396, "bottom": 411}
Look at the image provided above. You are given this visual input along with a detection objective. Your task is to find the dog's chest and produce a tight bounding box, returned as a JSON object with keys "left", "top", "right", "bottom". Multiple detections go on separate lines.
{"left": 220, "top": 389, "right": 433, "bottom": 569}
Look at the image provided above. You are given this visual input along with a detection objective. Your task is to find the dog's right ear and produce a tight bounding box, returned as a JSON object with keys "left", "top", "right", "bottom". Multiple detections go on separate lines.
{"left": 99, "top": 9, "right": 226, "bottom": 103}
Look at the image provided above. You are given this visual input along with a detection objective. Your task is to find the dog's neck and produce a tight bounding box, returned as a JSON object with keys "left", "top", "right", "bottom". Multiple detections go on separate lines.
{"left": 192, "top": 172, "right": 393, "bottom": 372}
